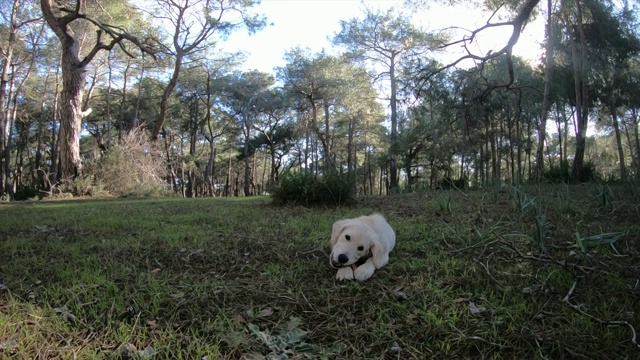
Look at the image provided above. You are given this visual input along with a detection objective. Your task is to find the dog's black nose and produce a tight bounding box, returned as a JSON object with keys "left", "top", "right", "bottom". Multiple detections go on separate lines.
{"left": 338, "top": 254, "right": 349, "bottom": 264}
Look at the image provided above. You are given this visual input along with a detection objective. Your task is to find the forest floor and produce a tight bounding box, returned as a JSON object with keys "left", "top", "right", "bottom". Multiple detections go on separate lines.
{"left": 0, "top": 183, "right": 639, "bottom": 359}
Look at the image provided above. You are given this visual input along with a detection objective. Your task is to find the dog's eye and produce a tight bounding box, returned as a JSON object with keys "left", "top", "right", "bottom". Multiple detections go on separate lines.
{"left": 345, "top": 235, "right": 351, "bottom": 241}
{"left": 357, "top": 246, "right": 364, "bottom": 251}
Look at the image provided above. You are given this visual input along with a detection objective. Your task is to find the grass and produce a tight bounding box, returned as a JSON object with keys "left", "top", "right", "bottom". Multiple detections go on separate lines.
{"left": 0, "top": 185, "right": 639, "bottom": 359}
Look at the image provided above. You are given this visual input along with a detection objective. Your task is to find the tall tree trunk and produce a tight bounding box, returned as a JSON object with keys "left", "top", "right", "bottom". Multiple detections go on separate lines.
{"left": 347, "top": 115, "right": 354, "bottom": 177}
{"left": 106, "top": 54, "right": 113, "bottom": 148}
{"left": 534, "top": 0, "right": 555, "bottom": 182}
{"left": 3, "top": 68, "right": 16, "bottom": 195}
{"left": 119, "top": 58, "right": 131, "bottom": 140}
{"left": 569, "top": 0, "right": 589, "bottom": 181}
{"left": 323, "top": 100, "right": 334, "bottom": 171}
{"left": 58, "top": 54, "right": 88, "bottom": 179}
{"left": 507, "top": 112, "right": 515, "bottom": 182}
{"left": 631, "top": 108, "right": 640, "bottom": 179}
{"left": 0, "top": 1, "right": 20, "bottom": 195}
{"left": 226, "top": 154, "right": 231, "bottom": 197}
{"left": 554, "top": 103, "right": 563, "bottom": 164}
{"left": 133, "top": 53, "right": 145, "bottom": 129}
{"left": 389, "top": 53, "right": 399, "bottom": 192}
{"left": 516, "top": 111, "right": 522, "bottom": 181}
{"left": 41, "top": 0, "right": 92, "bottom": 180}
{"left": 50, "top": 59, "right": 61, "bottom": 184}
{"left": 243, "top": 117, "right": 251, "bottom": 196}
{"left": 187, "top": 101, "right": 198, "bottom": 198}
{"left": 609, "top": 102, "right": 626, "bottom": 179}
{"left": 152, "top": 56, "right": 182, "bottom": 140}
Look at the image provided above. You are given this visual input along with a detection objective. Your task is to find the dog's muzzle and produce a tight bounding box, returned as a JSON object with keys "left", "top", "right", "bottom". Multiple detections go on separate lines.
{"left": 330, "top": 259, "right": 345, "bottom": 268}
{"left": 330, "top": 253, "right": 350, "bottom": 268}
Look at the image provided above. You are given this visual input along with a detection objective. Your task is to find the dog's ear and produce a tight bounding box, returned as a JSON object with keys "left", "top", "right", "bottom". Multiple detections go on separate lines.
{"left": 370, "top": 235, "right": 389, "bottom": 269}
{"left": 330, "top": 220, "right": 348, "bottom": 247}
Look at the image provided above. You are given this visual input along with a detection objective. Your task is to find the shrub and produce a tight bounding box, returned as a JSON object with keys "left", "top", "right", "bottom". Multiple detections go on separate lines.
{"left": 439, "top": 176, "right": 467, "bottom": 190}
{"left": 543, "top": 160, "right": 571, "bottom": 183}
{"left": 87, "top": 128, "right": 170, "bottom": 197}
{"left": 543, "top": 160, "right": 600, "bottom": 183}
{"left": 271, "top": 170, "right": 354, "bottom": 206}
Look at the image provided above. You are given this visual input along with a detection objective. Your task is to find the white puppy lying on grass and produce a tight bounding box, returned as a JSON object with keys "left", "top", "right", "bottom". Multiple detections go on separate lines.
{"left": 329, "top": 213, "right": 396, "bottom": 281}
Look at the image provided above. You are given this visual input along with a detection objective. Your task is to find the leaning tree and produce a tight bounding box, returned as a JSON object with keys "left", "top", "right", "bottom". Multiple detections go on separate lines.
{"left": 40, "top": 0, "right": 156, "bottom": 181}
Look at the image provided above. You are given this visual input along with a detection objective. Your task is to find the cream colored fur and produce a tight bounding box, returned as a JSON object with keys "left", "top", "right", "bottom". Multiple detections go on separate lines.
{"left": 329, "top": 213, "right": 395, "bottom": 281}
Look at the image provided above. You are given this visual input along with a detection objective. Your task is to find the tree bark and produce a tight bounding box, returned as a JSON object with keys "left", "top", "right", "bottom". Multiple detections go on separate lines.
{"left": 152, "top": 55, "right": 182, "bottom": 140}
{"left": 568, "top": 0, "right": 589, "bottom": 181}
{"left": 609, "top": 102, "right": 626, "bottom": 179}
{"left": 0, "top": 0, "right": 22, "bottom": 195}
{"left": 389, "top": 53, "right": 399, "bottom": 192}
{"left": 534, "top": 0, "right": 555, "bottom": 182}
{"left": 243, "top": 115, "right": 252, "bottom": 196}
{"left": 41, "top": 0, "right": 155, "bottom": 180}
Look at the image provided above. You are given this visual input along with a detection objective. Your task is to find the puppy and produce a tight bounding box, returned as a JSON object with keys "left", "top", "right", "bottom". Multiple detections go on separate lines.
{"left": 329, "top": 213, "right": 395, "bottom": 281}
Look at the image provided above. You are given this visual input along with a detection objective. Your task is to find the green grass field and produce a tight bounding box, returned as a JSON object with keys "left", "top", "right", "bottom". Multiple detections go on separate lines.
{"left": 1, "top": 184, "right": 639, "bottom": 359}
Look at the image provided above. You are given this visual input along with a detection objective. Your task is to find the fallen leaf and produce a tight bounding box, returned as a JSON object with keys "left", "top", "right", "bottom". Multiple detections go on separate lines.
{"left": 392, "top": 286, "right": 408, "bottom": 300}
{"left": 469, "top": 301, "right": 486, "bottom": 315}
{"left": 522, "top": 284, "right": 542, "bottom": 294}
{"left": 138, "top": 344, "right": 155, "bottom": 358}
{"left": 232, "top": 314, "right": 245, "bottom": 325}
{"left": 0, "top": 336, "right": 18, "bottom": 351}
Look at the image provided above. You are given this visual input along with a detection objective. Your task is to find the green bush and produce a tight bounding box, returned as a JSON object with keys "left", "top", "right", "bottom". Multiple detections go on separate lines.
{"left": 543, "top": 160, "right": 600, "bottom": 183}
{"left": 543, "top": 160, "right": 571, "bottom": 183}
{"left": 439, "top": 176, "right": 467, "bottom": 190}
{"left": 271, "top": 170, "right": 354, "bottom": 206}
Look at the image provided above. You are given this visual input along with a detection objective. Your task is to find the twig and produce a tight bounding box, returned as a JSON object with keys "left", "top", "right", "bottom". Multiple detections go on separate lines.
{"left": 563, "top": 279, "right": 640, "bottom": 350}
{"left": 473, "top": 258, "right": 503, "bottom": 287}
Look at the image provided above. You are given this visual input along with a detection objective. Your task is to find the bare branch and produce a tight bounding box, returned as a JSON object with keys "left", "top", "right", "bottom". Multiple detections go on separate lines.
{"left": 418, "top": 0, "right": 541, "bottom": 98}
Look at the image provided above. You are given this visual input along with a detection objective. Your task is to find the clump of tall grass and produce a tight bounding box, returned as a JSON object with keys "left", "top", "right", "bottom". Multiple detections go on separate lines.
{"left": 271, "top": 170, "right": 354, "bottom": 206}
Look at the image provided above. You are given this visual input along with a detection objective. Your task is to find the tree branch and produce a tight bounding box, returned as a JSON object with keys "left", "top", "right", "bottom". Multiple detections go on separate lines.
{"left": 418, "top": 0, "right": 541, "bottom": 98}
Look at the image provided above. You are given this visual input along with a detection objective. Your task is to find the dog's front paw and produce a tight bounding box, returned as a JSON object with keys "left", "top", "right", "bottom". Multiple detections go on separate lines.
{"left": 335, "top": 266, "right": 354, "bottom": 281}
{"left": 354, "top": 263, "right": 376, "bottom": 281}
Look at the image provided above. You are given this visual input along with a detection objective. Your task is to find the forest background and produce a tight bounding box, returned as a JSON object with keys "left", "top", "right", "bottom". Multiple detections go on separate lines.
{"left": 1, "top": 0, "right": 639, "bottom": 200}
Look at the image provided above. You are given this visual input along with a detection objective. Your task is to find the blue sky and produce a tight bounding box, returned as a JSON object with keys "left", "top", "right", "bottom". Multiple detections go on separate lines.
{"left": 220, "top": 0, "right": 545, "bottom": 73}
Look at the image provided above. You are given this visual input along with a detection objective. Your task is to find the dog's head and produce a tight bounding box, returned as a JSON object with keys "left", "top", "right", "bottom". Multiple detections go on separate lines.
{"left": 329, "top": 219, "right": 381, "bottom": 268}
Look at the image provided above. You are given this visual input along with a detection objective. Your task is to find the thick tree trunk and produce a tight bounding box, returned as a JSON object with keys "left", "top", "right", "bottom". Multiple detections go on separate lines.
{"left": 40, "top": 0, "right": 95, "bottom": 180}
{"left": 570, "top": 0, "right": 589, "bottom": 181}
{"left": 58, "top": 53, "right": 87, "bottom": 179}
